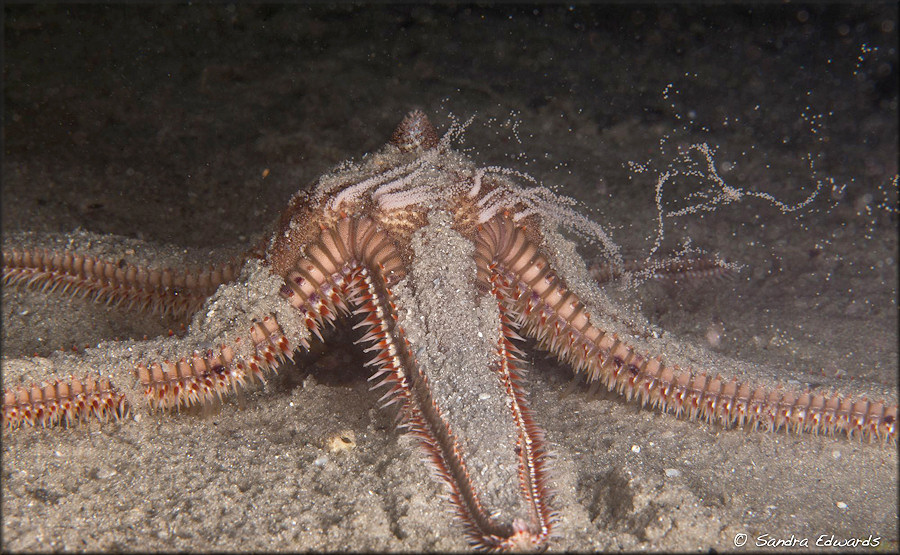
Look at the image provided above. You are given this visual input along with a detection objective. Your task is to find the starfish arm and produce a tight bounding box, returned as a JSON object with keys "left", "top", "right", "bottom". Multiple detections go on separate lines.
{"left": 2, "top": 310, "right": 298, "bottom": 429}
{"left": 350, "top": 261, "right": 555, "bottom": 551}
{"left": 2, "top": 374, "right": 129, "bottom": 428}
{"left": 3, "top": 245, "right": 244, "bottom": 320}
{"left": 590, "top": 254, "right": 734, "bottom": 285}
{"left": 2, "top": 251, "right": 304, "bottom": 429}
{"left": 135, "top": 315, "right": 294, "bottom": 412}
{"left": 484, "top": 272, "right": 558, "bottom": 550}
{"left": 475, "top": 215, "right": 897, "bottom": 443}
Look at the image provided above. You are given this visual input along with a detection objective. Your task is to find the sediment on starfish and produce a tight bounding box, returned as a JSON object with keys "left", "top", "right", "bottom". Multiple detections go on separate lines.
{"left": 136, "top": 315, "right": 295, "bottom": 412}
{"left": 349, "top": 264, "right": 556, "bottom": 550}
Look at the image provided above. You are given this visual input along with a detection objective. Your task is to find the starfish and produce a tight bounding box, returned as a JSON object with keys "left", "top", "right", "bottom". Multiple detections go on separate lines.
{"left": 2, "top": 111, "right": 896, "bottom": 551}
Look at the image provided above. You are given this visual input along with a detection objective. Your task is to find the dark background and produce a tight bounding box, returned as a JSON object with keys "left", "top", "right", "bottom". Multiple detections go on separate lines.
{"left": 4, "top": 4, "right": 896, "bottom": 246}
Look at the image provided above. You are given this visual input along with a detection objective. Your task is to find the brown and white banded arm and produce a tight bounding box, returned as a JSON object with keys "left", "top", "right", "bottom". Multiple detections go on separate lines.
{"left": 474, "top": 215, "right": 897, "bottom": 443}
